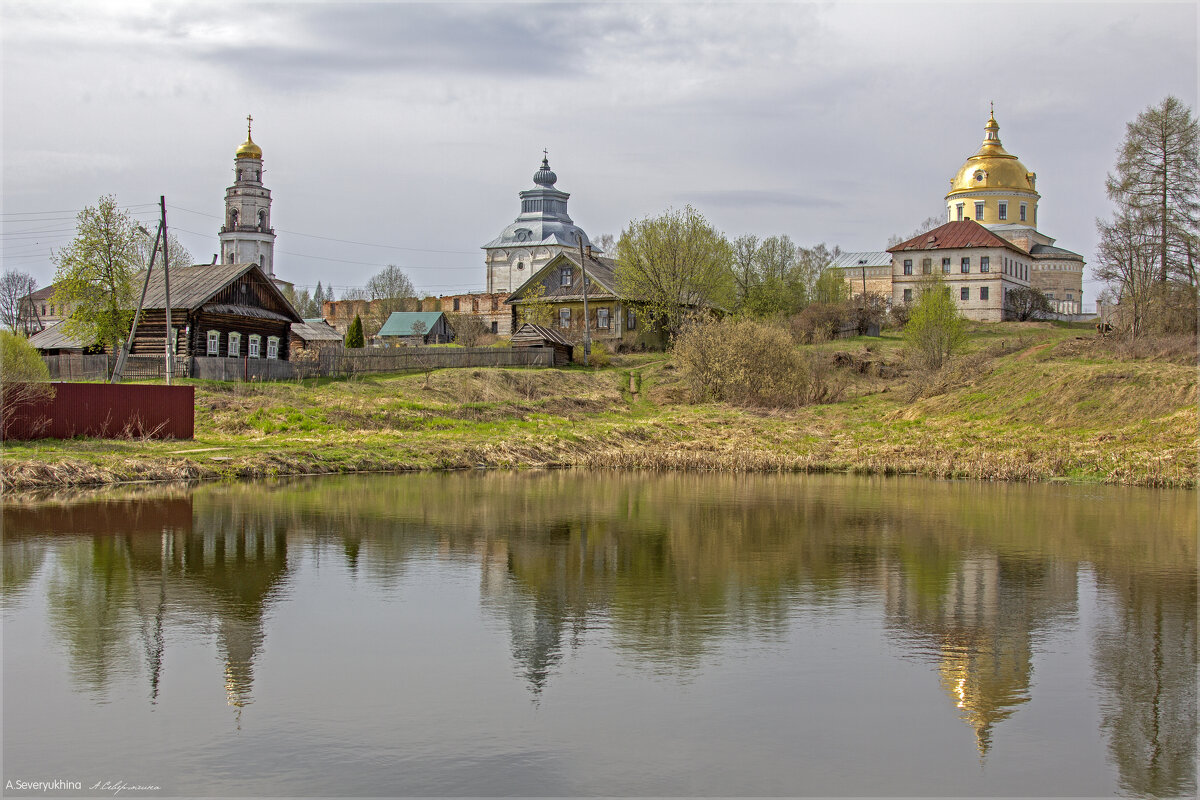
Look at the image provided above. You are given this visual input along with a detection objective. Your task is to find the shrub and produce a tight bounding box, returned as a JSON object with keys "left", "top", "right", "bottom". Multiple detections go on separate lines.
{"left": 790, "top": 302, "right": 848, "bottom": 343}
{"left": 585, "top": 340, "right": 612, "bottom": 368}
{"left": 673, "top": 317, "right": 814, "bottom": 407}
{"left": 1, "top": 331, "right": 54, "bottom": 438}
{"left": 904, "top": 278, "right": 966, "bottom": 370}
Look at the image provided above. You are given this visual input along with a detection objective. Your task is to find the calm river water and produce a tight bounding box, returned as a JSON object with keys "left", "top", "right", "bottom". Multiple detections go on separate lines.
{"left": 2, "top": 472, "right": 1195, "bottom": 797}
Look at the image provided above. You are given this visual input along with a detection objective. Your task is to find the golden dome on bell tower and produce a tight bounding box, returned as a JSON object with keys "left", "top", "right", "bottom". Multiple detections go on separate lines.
{"left": 235, "top": 114, "right": 262, "bottom": 160}
{"left": 946, "top": 106, "right": 1039, "bottom": 229}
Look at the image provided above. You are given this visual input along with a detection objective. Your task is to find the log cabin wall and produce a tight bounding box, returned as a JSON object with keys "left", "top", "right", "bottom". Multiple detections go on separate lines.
{"left": 127, "top": 268, "right": 298, "bottom": 360}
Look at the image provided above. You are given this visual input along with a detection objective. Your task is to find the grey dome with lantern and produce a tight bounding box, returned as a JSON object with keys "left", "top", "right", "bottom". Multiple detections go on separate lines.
{"left": 482, "top": 155, "right": 594, "bottom": 251}
{"left": 482, "top": 154, "right": 596, "bottom": 295}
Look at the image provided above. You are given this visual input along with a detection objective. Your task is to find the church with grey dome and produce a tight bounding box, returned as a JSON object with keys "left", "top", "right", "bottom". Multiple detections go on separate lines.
{"left": 482, "top": 155, "right": 595, "bottom": 294}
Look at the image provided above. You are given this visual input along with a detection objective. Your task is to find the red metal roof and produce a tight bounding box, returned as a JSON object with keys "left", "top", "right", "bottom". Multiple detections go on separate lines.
{"left": 887, "top": 220, "right": 1028, "bottom": 255}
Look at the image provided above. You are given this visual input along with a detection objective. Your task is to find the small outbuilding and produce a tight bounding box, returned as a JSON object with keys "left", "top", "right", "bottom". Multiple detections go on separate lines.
{"left": 375, "top": 311, "right": 454, "bottom": 346}
{"left": 27, "top": 321, "right": 87, "bottom": 355}
{"left": 290, "top": 318, "right": 344, "bottom": 353}
{"left": 511, "top": 322, "right": 573, "bottom": 366}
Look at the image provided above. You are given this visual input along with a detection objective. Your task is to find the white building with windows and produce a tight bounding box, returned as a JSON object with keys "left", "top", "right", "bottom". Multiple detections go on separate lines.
{"left": 482, "top": 155, "right": 596, "bottom": 298}
{"left": 889, "top": 220, "right": 1032, "bottom": 322}
{"left": 945, "top": 111, "right": 1086, "bottom": 315}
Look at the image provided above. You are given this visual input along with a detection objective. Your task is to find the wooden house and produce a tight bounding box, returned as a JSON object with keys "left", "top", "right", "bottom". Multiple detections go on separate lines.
{"left": 511, "top": 322, "right": 573, "bottom": 366}
{"left": 505, "top": 250, "right": 649, "bottom": 346}
{"left": 128, "top": 263, "right": 302, "bottom": 360}
{"left": 375, "top": 311, "right": 454, "bottom": 346}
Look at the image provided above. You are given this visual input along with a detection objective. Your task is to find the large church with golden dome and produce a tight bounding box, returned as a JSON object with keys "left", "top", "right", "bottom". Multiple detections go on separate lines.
{"left": 944, "top": 110, "right": 1085, "bottom": 315}
{"left": 836, "top": 110, "right": 1085, "bottom": 318}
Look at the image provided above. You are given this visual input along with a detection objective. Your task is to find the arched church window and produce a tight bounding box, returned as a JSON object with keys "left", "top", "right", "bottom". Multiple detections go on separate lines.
{"left": 259, "top": 210, "right": 268, "bottom": 230}
{"left": 229, "top": 209, "right": 239, "bottom": 229}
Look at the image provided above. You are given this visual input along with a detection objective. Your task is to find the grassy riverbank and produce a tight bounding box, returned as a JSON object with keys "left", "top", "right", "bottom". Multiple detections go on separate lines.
{"left": 2, "top": 322, "right": 1195, "bottom": 491}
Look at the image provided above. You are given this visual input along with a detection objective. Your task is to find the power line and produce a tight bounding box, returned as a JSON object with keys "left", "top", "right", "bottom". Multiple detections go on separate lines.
{"left": 165, "top": 203, "right": 480, "bottom": 255}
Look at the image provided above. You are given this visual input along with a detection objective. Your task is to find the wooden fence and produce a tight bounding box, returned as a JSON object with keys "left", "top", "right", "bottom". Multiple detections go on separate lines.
{"left": 42, "top": 347, "right": 553, "bottom": 383}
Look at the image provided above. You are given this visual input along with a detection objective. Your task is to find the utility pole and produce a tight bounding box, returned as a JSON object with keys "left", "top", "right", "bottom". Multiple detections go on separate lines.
{"left": 160, "top": 196, "right": 173, "bottom": 385}
{"left": 112, "top": 222, "right": 163, "bottom": 383}
{"left": 578, "top": 234, "right": 590, "bottom": 366}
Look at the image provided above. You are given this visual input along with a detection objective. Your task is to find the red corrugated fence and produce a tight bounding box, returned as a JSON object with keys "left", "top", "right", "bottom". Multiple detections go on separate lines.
{"left": 2, "top": 383, "right": 194, "bottom": 440}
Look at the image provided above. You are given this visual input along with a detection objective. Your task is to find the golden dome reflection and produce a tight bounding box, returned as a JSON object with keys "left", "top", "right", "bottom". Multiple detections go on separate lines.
{"left": 947, "top": 112, "right": 1036, "bottom": 196}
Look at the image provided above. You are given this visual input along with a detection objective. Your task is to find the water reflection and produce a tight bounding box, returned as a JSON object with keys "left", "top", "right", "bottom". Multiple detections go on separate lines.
{"left": 3, "top": 472, "right": 1195, "bottom": 796}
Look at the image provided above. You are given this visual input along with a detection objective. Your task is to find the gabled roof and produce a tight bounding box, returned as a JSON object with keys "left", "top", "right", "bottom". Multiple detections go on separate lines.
{"left": 829, "top": 251, "right": 892, "bottom": 270}
{"left": 28, "top": 321, "right": 87, "bottom": 351}
{"left": 507, "top": 250, "right": 620, "bottom": 304}
{"left": 135, "top": 263, "right": 302, "bottom": 322}
{"left": 511, "top": 322, "right": 572, "bottom": 347}
{"left": 887, "top": 220, "right": 1027, "bottom": 256}
{"left": 377, "top": 311, "right": 447, "bottom": 337}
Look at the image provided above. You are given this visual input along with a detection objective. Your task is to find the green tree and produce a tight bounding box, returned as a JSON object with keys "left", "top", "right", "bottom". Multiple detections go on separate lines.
{"left": 516, "top": 281, "right": 555, "bottom": 327}
{"left": 813, "top": 268, "right": 850, "bottom": 304}
{"left": 1105, "top": 96, "right": 1200, "bottom": 286}
{"left": 345, "top": 314, "right": 365, "bottom": 348}
{"left": 51, "top": 196, "right": 142, "bottom": 351}
{"left": 904, "top": 275, "right": 966, "bottom": 370}
{"left": 615, "top": 205, "right": 735, "bottom": 339}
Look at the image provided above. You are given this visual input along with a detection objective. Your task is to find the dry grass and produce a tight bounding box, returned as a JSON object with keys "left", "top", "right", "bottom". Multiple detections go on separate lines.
{"left": 2, "top": 323, "right": 1195, "bottom": 492}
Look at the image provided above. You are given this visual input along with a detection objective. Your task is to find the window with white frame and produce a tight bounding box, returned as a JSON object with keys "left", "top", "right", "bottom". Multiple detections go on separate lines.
{"left": 1020, "top": 203, "right": 1027, "bottom": 221}
{"left": 559, "top": 308, "right": 571, "bottom": 328}
{"left": 956, "top": 203, "right": 964, "bottom": 221}
{"left": 941, "top": 257, "right": 951, "bottom": 274}
{"left": 980, "top": 256, "right": 990, "bottom": 273}
{"left": 248, "top": 335, "right": 261, "bottom": 358}
{"left": 903, "top": 259, "right": 913, "bottom": 276}
{"left": 627, "top": 309, "right": 637, "bottom": 330}
{"left": 975, "top": 201, "right": 984, "bottom": 220}
{"left": 961, "top": 257, "right": 970, "bottom": 274}
{"left": 207, "top": 330, "right": 220, "bottom": 355}
{"left": 560, "top": 267, "right": 573, "bottom": 287}
{"left": 228, "top": 332, "right": 241, "bottom": 358}
{"left": 998, "top": 202, "right": 1007, "bottom": 221}
{"left": 597, "top": 308, "right": 609, "bottom": 329}
{"left": 266, "top": 336, "right": 279, "bottom": 359}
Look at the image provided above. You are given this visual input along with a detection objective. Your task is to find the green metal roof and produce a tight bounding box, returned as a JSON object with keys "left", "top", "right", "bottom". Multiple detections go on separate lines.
{"left": 376, "top": 311, "right": 446, "bottom": 337}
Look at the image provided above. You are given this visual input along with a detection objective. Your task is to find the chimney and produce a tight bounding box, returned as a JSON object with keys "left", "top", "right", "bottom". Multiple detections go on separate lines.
{"left": 585, "top": 245, "right": 593, "bottom": 260}
{"left": 211, "top": 254, "right": 218, "bottom": 265}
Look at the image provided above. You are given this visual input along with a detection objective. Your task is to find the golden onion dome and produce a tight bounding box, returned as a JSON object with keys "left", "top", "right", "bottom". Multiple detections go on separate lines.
{"left": 235, "top": 115, "right": 262, "bottom": 160}
{"left": 947, "top": 112, "right": 1036, "bottom": 196}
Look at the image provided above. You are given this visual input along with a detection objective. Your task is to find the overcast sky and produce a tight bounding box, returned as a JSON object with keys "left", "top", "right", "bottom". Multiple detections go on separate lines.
{"left": 3, "top": 1, "right": 1196, "bottom": 306}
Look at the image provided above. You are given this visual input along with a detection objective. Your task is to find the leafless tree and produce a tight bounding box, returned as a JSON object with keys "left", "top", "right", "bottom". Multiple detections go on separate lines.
{"left": 0, "top": 270, "right": 39, "bottom": 334}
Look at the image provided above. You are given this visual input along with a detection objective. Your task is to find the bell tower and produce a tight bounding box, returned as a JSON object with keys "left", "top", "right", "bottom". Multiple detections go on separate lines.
{"left": 219, "top": 115, "right": 276, "bottom": 278}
